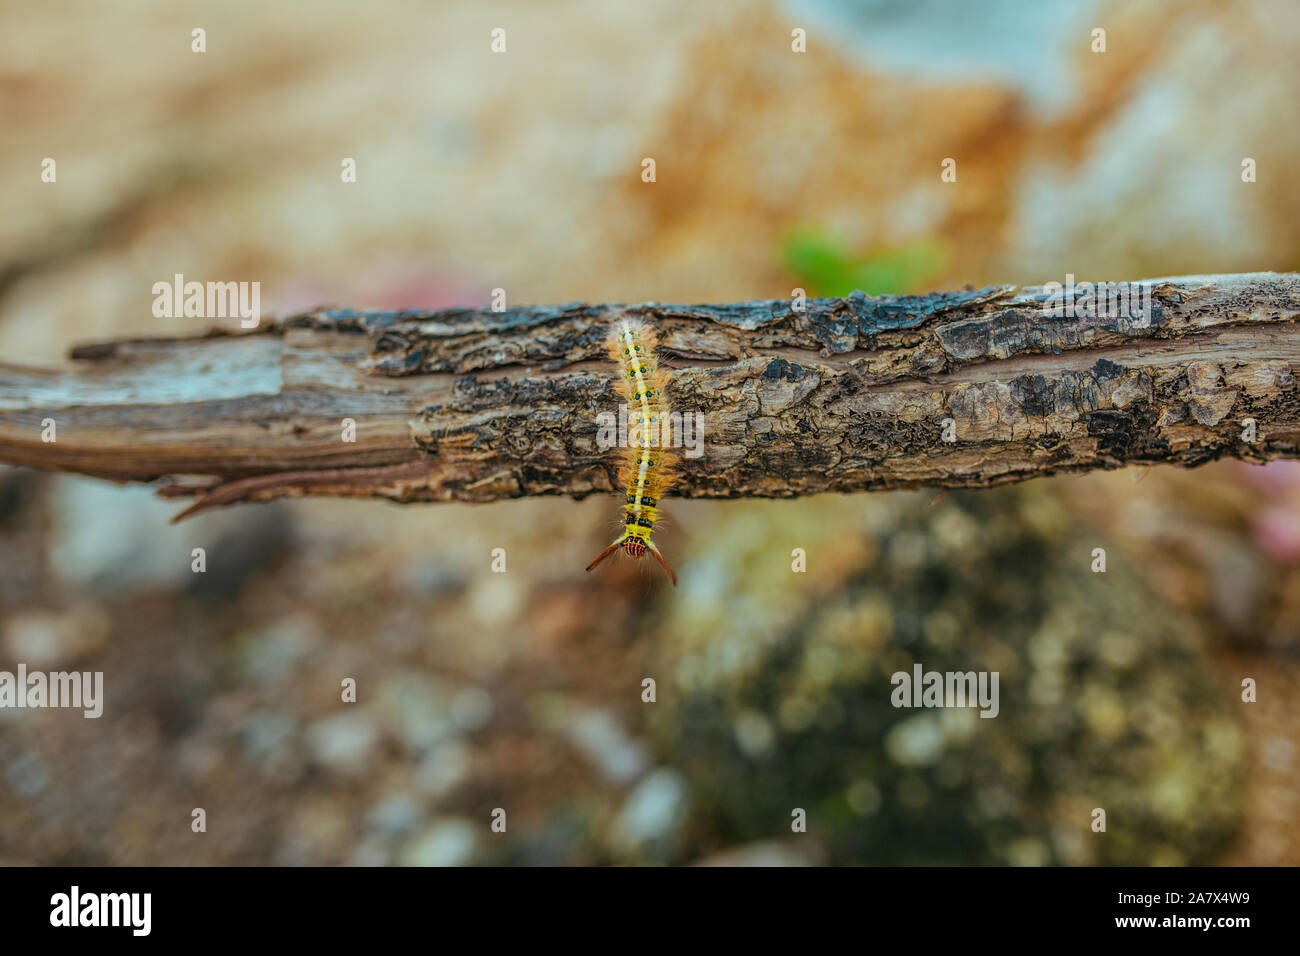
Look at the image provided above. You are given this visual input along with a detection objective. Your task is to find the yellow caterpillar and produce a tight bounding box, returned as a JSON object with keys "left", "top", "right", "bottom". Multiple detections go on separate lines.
{"left": 585, "top": 317, "right": 678, "bottom": 586}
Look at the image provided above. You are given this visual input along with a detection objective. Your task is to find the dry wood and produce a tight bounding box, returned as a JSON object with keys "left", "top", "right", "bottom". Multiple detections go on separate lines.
{"left": 1, "top": 272, "right": 1297, "bottom": 519}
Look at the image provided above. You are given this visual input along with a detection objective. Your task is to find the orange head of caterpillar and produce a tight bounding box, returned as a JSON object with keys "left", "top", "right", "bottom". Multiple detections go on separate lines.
{"left": 585, "top": 533, "right": 677, "bottom": 587}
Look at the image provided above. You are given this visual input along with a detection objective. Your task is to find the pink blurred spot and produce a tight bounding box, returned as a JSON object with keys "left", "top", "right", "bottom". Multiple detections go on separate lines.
{"left": 1235, "top": 459, "right": 1300, "bottom": 494}
{"left": 1253, "top": 505, "right": 1300, "bottom": 564}
{"left": 268, "top": 258, "right": 485, "bottom": 315}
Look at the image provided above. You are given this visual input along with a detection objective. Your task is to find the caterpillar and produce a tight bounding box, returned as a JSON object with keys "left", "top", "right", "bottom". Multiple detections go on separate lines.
{"left": 585, "top": 317, "right": 678, "bottom": 586}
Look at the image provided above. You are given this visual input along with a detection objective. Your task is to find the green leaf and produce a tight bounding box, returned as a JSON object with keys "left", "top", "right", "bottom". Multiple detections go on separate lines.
{"left": 782, "top": 231, "right": 948, "bottom": 297}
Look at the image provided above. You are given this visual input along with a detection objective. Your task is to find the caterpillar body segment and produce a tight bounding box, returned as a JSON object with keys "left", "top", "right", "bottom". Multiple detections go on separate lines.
{"left": 585, "top": 317, "right": 679, "bottom": 587}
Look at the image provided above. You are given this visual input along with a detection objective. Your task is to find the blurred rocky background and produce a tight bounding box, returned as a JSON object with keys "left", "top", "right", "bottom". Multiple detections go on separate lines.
{"left": 0, "top": 0, "right": 1297, "bottom": 865}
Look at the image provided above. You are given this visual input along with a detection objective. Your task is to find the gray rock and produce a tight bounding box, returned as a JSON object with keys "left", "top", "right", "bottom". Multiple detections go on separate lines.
{"left": 400, "top": 819, "right": 478, "bottom": 867}
{"left": 565, "top": 708, "right": 649, "bottom": 784}
{"left": 366, "top": 793, "right": 423, "bottom": 837}
{"left": 49, "top": 476, "right": 290, "bottom": 598}
{"left": 306, "top": 711, "right": 378, "bottom": 777}
{"left": 378, "top": 675, "right": 458, "bottom": 754}
{"left": 612, "top": 769, "right": 688, "bottom": 851}
{"left": 413, "top": 741, "right": 470, "bottom": 797}
{"left": 5, "top": 752, "right": 50, "bottom": 799}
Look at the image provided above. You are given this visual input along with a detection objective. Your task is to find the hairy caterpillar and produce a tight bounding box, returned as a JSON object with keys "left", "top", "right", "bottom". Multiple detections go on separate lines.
{"left": 585, "top": 317, "right": 678, "bottom": 586}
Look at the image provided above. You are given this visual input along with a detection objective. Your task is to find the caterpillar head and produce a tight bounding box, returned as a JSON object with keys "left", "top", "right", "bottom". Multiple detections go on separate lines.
{"left": 586, "top": 535, "right": 677, "bottom": 587}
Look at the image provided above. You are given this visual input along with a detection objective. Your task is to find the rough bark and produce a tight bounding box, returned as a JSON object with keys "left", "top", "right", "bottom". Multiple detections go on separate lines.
{"left": 1, "top": 272, "right": 1297, "bottom": 519}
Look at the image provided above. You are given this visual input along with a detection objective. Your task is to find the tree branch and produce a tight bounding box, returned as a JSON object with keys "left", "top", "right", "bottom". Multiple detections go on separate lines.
{"left": 1, "top": 272, "right": 1297, "bottom": 519}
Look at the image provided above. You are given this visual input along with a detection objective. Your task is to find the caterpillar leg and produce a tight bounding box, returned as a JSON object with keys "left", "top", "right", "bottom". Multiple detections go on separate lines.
{"left": 585, "top": 535, "right": 626, "bottom": 572}
{"left": 647, "top": 542, "right": 678, "bottom": 588}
